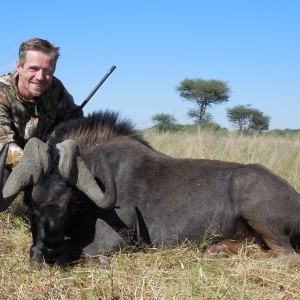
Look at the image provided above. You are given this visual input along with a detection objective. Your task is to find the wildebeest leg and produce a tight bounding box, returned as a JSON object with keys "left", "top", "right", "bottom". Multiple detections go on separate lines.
{"left": 242, "top": 219, "right": 295, "bottom": 254}
{"left": 69, "top": 201, "right": 139, "bottom": 256}
{"left": 240, "top": 213, "right": 295, "bottom": 254}
{"left": 24, "top": 188, "right": 46, "bottom": 266}
{"left": 232, "top": 167, "right": 297, "bottom": 254}
{"left": 30, "top": 218, "right": 46, "bottom": 267}
{"left": 233, "top": 212, "right": 294, "bottom": 254}
{"left": 263, "top": 236, "right": 294, "bottom": 254}
{"left": 245, "top": 221, "right": 295, "bottom": 254}
{"left": 30, "top": 216, "right": 70, "bottom": 266}
{"left": 29, "top": 212, "right": 64, "bottom": 266}
{"left": 135, "top": 207, "right": 151, "bottom": 246}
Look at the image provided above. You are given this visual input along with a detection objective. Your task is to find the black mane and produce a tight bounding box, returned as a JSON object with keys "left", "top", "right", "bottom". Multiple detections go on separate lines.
{"left": 51, "top": 110, "right": 151, "bottom": 148}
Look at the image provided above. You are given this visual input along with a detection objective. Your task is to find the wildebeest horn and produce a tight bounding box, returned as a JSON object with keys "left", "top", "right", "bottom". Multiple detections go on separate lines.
{"left": 56, "top": 140, "right": 116, "bottom": 210}
{"left": 0, "top": 138, "right": 50, "bottom": 211}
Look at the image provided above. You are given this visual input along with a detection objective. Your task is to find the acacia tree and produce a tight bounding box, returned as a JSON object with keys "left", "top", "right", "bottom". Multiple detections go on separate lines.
{"left": 152, "top": 113, "right": 177, "bottom": 131}
{"left": 186, "top": 111, "right": 221, "bottom": 130}
{"left": 226, "top": 105, "right": 271, "bottom": 133}
{"left": 176, "top": 78, "right": 230, "bottom": 128}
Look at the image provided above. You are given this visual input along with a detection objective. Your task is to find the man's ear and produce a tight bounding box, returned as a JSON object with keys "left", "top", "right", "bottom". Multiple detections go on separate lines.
{"left": 16, "top": 60, "right": 22, "bottom": 73}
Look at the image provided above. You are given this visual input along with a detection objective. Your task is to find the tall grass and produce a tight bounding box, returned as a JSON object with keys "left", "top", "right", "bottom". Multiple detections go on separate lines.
{"left": 145, "top": 130, "right": 300, "bottom": 191}
{"left": 1, "top": 129, "right": 300, "bottom": 299}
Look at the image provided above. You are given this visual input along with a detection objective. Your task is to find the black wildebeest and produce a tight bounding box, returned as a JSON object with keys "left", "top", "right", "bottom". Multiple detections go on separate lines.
{"left": 1, "top": 110, "right": 300, "bottom": 266}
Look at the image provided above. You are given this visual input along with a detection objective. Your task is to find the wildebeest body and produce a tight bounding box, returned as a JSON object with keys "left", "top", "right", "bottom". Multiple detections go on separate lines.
{"left": 1, "top": 110, "right": 300, "bottom": 265}
{"left": 80, "top": 144, "right": 300, "bottom": 256}
{"left": 51, "top": 113, "right": 300, "bottom": 256}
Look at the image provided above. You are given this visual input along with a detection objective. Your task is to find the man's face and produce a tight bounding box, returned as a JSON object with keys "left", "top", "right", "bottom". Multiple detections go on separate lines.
{"left": 16, "top": 50, "right": 56, "bottom": 100}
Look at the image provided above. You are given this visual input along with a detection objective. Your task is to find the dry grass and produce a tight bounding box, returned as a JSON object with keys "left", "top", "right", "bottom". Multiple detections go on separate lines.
{"left": 145, "top": 130, "right": 300, "bottom": 191}
{"left": 1, "top": 130, "right": 300, "bottom": 299}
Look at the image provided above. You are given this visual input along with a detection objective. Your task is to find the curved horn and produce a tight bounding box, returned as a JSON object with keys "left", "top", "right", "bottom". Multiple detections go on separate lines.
{"left": 56, "top": 140, "right": 116, "bottom": 210}
{"left": 0, "top": 138, "right": 50, "bottom": 212}
{"left": 0, "top": 144, "right": 9, "bottom": 208}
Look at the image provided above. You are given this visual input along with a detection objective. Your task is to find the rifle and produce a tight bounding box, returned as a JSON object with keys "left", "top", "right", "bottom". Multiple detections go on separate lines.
{"left": 66, "top": 65, "right": 116, "bottom": 120}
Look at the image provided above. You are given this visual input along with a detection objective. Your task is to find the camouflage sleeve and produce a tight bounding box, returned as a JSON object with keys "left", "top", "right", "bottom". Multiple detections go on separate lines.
{"left": 0, "top": 94, "right": 15, "bottom": 150}
{"left": 54, "top": 78, "right": 83, "bottom": 121}
{"left": 62, "top": 87, "right": 83, "bottom": 118}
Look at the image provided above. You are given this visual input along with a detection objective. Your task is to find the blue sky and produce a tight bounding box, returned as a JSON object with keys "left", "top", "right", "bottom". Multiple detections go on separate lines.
{"left": 1, "top": 1, "right": 299, "bottom": 130}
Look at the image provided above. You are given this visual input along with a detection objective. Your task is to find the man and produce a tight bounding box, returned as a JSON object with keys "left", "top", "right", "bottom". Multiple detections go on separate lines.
{"left": 0, "top": 38, "right": 83, "bottom": 167}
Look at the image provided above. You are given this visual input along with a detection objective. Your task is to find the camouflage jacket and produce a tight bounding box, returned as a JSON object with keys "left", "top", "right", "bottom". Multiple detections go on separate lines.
{"left": 0, "top": 71, "right": 83, "bottom": 149}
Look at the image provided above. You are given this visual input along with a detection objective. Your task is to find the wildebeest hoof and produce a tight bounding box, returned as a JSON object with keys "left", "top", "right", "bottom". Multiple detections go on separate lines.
{"left": 98, "top": 256, "right": 109, "bottom": 269}
{"left": 204, "top": 240, "right": 239, "bottom": 257}
{"left": 30, "top": 255, "right": 47, "bottom": 269}
{"left": 80, "top": 253, "right": 110, "bottom": 269}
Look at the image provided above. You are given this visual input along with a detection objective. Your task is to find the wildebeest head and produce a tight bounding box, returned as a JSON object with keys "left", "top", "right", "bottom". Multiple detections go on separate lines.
{"left": 0, "top": 137, "right": 116, "bottom": 265}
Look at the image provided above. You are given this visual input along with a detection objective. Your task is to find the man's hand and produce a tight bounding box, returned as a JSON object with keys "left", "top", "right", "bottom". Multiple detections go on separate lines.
{"left": 7, "top": 143, "right": 23, "bottom": 167}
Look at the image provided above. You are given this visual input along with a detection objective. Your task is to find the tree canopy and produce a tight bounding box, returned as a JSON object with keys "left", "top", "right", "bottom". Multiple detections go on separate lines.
{"left": 152, "top": 113, "right": 177, "bottom": 131}
{"left": 176, "top": 78, "right": 230, "bottom": 127}
{"left": 226, "top": 105, "right": 271, "bottom": 133}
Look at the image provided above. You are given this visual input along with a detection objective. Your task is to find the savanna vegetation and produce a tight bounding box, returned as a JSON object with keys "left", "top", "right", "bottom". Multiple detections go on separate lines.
{"left": 1, "top": 129, "right": 300, "bottom": 299}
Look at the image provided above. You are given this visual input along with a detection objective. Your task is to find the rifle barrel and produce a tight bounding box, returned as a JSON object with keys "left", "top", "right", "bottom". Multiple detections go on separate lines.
{"left": 79, "top": 65, "right": 116, "bottom": 109}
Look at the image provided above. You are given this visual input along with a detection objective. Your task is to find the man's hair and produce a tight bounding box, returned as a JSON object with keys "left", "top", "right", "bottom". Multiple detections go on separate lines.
{"left": 18, "top": 38, "right": 60, "bottom": 66}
